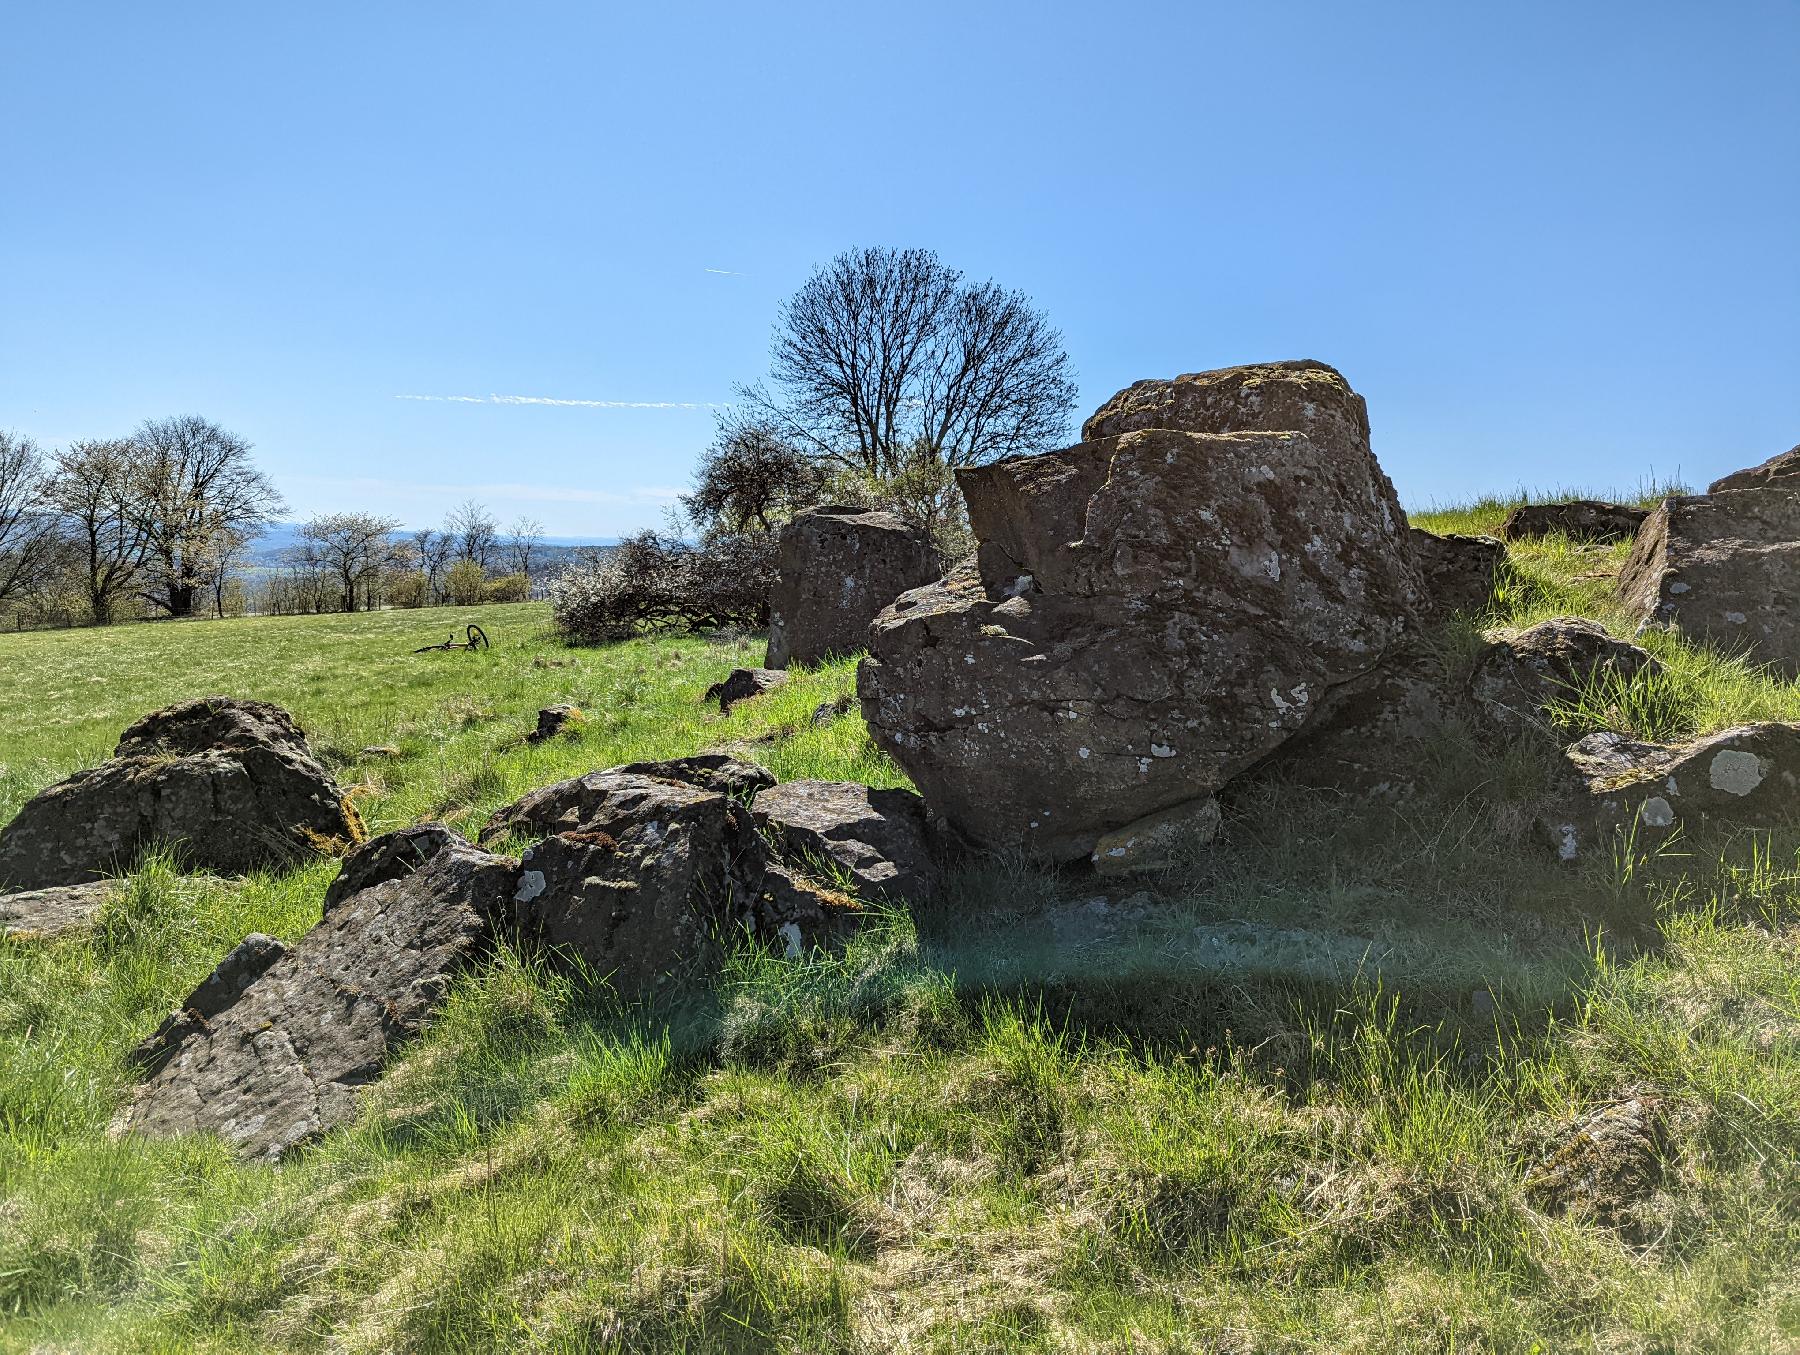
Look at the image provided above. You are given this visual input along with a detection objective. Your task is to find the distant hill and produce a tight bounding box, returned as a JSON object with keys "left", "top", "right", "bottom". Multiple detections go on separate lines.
{"left": 250, "top": 522, "right": 618, "bottom": 564}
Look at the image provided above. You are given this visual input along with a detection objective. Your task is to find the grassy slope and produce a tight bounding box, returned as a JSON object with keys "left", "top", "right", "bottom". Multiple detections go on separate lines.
{"left": 1, "top": 515, "right": 1797, "bottom": 1353}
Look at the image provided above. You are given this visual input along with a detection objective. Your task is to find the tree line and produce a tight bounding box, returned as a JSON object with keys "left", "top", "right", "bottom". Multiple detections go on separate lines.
{"left": 0, "top": 418, "right": 548, "bottom": 629}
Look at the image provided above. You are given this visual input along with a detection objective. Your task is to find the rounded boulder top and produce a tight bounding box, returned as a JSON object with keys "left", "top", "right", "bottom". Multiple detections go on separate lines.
{"left": 1079, "top": 359, "right": 1370, "bottom": 456}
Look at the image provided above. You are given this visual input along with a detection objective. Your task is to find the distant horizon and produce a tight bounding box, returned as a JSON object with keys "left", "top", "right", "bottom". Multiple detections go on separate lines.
{"left": 4, "top": 2, "right": 1795, "bottom": 536}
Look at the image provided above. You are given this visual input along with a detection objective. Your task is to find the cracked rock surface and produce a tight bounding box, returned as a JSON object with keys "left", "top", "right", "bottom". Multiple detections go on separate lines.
{"left": 125, "top": 831, "right": 516, "bottom": 1162}
{"left": 858, "top": 360, "right": 1423, "bottom": 860}
{"left": 752, "top": 780, "right": 939, "bottom": 902}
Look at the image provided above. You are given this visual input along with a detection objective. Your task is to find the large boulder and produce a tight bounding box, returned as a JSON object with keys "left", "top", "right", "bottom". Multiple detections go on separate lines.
{"left": 125, "top": 831, "right": 516, "bottom": 1161}
{"left": 1467, "top": 618, "right": 1663, "bottom": 745}
{"left": 1709, "top": 444, "right": 1800, "bottom": 494}
{"left": 1544, "top": 723, "right": 1800, "bottom": 862}
{"left": 752, "top": 780, "right": 939, "bottom": 902}
{"left": 1618, "top": 488, "right": 1800, "bottom": 677}
{"left": 1499, "top": 501, "right": 1648, "bottom": 543}
{"left": 0, "top": 697, "right": 362, "bottom": 892}
{"left": 859, "top": 360, "right": 1423, "bottom": 861}
{"left": 766, "top": 506, "right": 940, "bottom": 669}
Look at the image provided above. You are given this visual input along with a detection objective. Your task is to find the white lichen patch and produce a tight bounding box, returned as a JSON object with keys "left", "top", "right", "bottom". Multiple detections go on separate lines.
{"left": 1709, "top": 748, "right": 1764, "bottom": 796}
{"left": 1639, "top": 796, "right": 1676, "bottom": 828}
{"left": 515, "top": 870, "right": 547, "bottom": 903}
{"left": 1669, "top": 580, "right": 1690, "bottom": 594}
{"left": 779, "top": 922, "right": 803, "bottom": 958}
{"left": 1725, "top": 611, "right": 1747, "bottom": 625}
{"left": 1150, "top": 743, "right": 1175, "bottom": 758}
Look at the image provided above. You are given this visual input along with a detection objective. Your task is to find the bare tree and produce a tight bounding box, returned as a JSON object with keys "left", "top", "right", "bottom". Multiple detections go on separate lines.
{"left": 750, "top": 246, "right": 1077, "bottom": 477}
{"left": 131, "top": 415, "right": 285, "bottom": 618}
{"left": 445, "top": 499, "right": 498, "bottom": 569}
{"left": 683, "top": 415, "right": 824, "bottom": 536}
{"left": 505, "top": 515, "right": 545, "bottom": 577}
{"left": 300, "top": 512, "right": 401, "bottom": 613}
{"left": 411, "top": 527, "right": 453, "bottom": 603}
{"left": 45, "top": 440, "right": 151, "bottom": 625}
{"left": 0, "top": 430, "right": 58, "bottom": 606}
{"left": 193, "top": 524, "right": 255, "bottom": 618}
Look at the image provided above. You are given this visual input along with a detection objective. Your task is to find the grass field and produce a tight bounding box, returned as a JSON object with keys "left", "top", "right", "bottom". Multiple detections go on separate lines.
{"left": 2, "top": 504, "right": 1798, "bottom": 1353}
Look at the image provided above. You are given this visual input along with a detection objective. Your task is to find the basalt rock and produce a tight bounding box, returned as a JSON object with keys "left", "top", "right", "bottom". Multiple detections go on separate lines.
{"left": 1500, "top": 500, "right": 1648, "bottom": 543}
{"left": 765, "top": 506, "right": 940, "bottom": 669}
{"left": 1468, "top": 618, "right": 1663, "bottom": 745}
{"left": 129, "top": 932, "right": 289, "bottom": 1076}
{"left": 859, "top": 360, "right": 1423, "bottom": 861}
{"left": 1618, "top": 488, "right": 1800, "bottom": 677}
{"left": 752, "top": 780, "right": 939, "bottom": 902}
{"left": 125, "top": 831, "right": 516, "bottom": 1161}
{"left": 526, "top": 704, "right": 584, "bottom": 743}
{"left": 1544, "top": 723, "right": 1800, "bottom": 862}
{"left": 1709, "top": 444, "right": 1800, "bottom": 494}
{"left": 0, "top": 697, "right": 362, "bottom": 892}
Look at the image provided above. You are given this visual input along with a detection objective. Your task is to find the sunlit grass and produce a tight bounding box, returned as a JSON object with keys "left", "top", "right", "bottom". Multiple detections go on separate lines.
{"left": 1, "top": 506, "right": 1798, "bottom": 1351}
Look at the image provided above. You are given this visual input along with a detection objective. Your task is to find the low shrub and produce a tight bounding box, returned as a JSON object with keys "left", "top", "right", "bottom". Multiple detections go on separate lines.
{"left": 549, "top": 530, "right": 775, "bottom": 644}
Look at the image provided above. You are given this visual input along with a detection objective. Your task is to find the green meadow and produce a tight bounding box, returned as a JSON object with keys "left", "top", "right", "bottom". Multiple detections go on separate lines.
{"left": 1, "top": 502, "right": 1798, "bottom": 1353}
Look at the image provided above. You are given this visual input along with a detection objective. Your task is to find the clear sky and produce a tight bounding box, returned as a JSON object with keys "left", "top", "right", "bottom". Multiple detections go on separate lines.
{"left": 4, "top": 1, "right": 1796, "bottom": 538}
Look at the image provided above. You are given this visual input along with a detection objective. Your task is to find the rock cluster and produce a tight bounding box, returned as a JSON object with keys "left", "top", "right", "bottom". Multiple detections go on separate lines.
{"left": 765, "top": 506, "right": 939, "bottom": 669}
{"left": 0, "top": 697, "right": 361, "bottom": 892}
{"left": 859, "top": 360, "right": 1426, "bottom": 863}
{"left": 122, "top": 738, "right": 936, "bottom": 1159}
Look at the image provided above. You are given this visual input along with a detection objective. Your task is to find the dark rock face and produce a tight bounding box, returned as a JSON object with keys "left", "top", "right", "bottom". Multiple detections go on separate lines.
{"left": 1468, "top": 618, "right": 1663, "bottom": 745}
{"left": 1545, "top": 723, "right": 1800, "bottom": 861}
{"left": 1410, "top": 528, "right": 1504, "bottom": 620}
{"left": 1499, "top": 501, "right": 1649, "bottom": 543}
{"left": 0, "top": 881, "right": 119, "bottom": 940}
{"left": 1709, "top": 445, "right": 1800, "bottom": 494}
{"left": 483, "top": 768, "right": 739, "bottom": 845}
{"left": 752, "top": 780, "right": 939, "bottom": 903}
{"left": 526, "top": 704, "right": 583, "bottom": 743}
{"left": 860, "top": 361, "right": 1422, "bottom": 861}
{"left": 0, "top": 697, "right": 361, "bottom": 892}
{"left": 765, "top": 506, "right": 940, "bottom": 670}
{"left": 753, "top": 863, "right": 862, "bottom": 955}
{"left": 1618, "top": 488, "right": 1800, "bottom": 677}
{"left": 125, "top": 832, "right": 516, "bottom": 1162}
{"left": 612, "top": 753, "right": 777, "bottom": 798}
{"left": 703, "top": 667, "right": 788, "bottom": 712}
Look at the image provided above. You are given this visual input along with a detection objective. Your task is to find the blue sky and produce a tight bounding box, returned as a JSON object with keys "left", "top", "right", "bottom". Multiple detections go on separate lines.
{"left": 3, "top": 1, "right": 1796, "bottom": 538}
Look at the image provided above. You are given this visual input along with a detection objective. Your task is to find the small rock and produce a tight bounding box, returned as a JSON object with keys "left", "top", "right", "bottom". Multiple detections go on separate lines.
{"left": 611, "top": 753, "right": 777, "bottom": 798}
{"left": 1499, "top": 501, "right": 1648, "bottom": 544}
{"left": 1525, "top": 1098, "right": 1663, "bottom": 1223}
{"left": 526, "top": 704, "right": 584, "bottom": 743}
{"left": 360, "top": 744, "right": 402, "bottom": 758}
{"left": 1089, "top": 797, "right": 1221, "bottom": 876}
{"left": 704, "top": 667, "right": 788, "bottom": 713}
{"left": 1467, "top": 618, "right": 1661, "bottom": 745}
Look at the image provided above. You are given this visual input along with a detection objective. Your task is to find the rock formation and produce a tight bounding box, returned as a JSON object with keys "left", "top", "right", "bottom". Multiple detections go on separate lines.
{"left": 859, "top": 360, "right": 1424, "bottom": 862}
{"left": 1618, "top": 487, "right": 1800, "bottom": 676}
{"left": 1709, "top": 444, "right": 1800, "bottom": 494}
{"left": 1499, "top": 501, "right": 1648, "bottom": 543}
{"left": 0, "top": 697, "right": 361, "bottom": 892}
{"left": 765, "top": 506, "right": 939, "bottom": 669}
